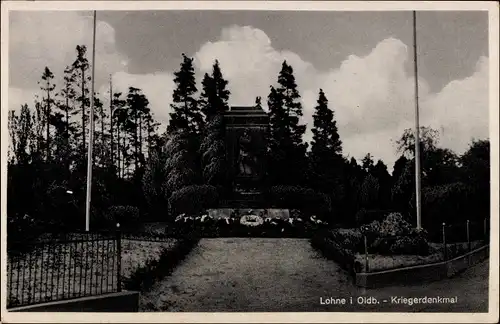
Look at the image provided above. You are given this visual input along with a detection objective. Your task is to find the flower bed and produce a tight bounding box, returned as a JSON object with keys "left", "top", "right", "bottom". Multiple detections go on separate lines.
{"left": 169, "top": 211, "right": 328, "bottom": 238}
{"left": 312, "top": 213, "right": 429, "bottom": 272}
{"left": 313, "top": 212, "right": 488, "bottom": 273}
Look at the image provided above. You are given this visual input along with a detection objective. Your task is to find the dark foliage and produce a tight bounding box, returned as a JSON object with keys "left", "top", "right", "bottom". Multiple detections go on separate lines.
{"left": 167, "top": 53, "right": 203, "bottom": 136}
{"left": 421, "top": 182, "right": 479, "bottom": 229}
{"left": 355, "top": 209, "right": 398, "bottom": 226}
{"left": 168, "top": 185, "right": 220, "bottom": 216}
{"left": 265, "top": 185, "right": 331, "bottom": 217}
{"left": 105, "top": 205, "right": 140, "bottom": 229}
{"left": 267, "top": 61, "right": 308, "bottom": 186}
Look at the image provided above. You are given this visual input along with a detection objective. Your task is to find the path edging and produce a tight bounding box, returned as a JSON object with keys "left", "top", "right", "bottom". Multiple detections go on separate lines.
{"left": 355, "top": 245, "right": 489, "bottom": 288}
{"left": 123, "top": 235, "right": 200, "bottom": 292}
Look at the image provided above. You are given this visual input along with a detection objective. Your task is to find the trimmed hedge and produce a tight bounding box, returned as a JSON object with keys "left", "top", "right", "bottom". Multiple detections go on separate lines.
{"left": 168, "top": 185, "right": 219, "bottom": 216}
{"left": 310, "top": 229, "right": 357, "bottom": 274}
{"left": 106, "top": 205, "right": 140, "bottom": 229}
{"left": 123, "top": 234, "right": 200, "bottom": 292}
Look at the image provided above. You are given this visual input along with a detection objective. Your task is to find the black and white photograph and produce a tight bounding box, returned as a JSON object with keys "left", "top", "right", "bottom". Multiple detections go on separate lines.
{"left": 1, "top": 1, "right": 498, "bottom": 322}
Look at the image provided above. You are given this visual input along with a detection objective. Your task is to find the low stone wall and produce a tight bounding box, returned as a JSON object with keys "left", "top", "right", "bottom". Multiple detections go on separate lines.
{"left": 356, "top": 245, "right": 489, "bottom": 288}
{"left": 8, "top": 291, "right": 140, "bottom": 312}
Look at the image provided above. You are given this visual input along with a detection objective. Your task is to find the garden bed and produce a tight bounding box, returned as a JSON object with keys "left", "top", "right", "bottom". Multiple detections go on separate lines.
{"left": 170, "top": 212, "right": 328, "bottom": 238}
{"left": 312, "top": 212, "right": 488, "bottom": 274}
{"left": 313, "top": 230, "right": 486, "bottom": 273}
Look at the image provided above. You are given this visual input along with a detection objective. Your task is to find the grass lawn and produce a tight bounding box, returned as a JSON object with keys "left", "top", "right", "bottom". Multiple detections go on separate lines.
{"left": 6, "top": 236, "right": 178, "bottom": 308}
{"left": 139, "top": 238, "right": 489, "bottom": 312}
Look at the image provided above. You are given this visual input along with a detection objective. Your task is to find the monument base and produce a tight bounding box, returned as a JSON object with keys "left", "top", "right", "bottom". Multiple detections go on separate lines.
{"left": 222, "top": 192, "right": 266, "bottom": 209}
{"left": 207, "top": 208, "right": 290, "bottom": 220}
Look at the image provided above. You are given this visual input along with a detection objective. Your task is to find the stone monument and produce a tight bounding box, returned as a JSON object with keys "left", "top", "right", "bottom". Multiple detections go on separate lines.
{"left": 223, "top": 105, "right": 269, "bottom": 207}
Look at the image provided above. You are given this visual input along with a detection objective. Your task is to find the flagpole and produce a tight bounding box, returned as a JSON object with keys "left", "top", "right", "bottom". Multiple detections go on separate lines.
{"left": 85, "top": 10, "right": 97, "bottom": 232}
{"left": 412, "top": 10, "right": 422, "bottom": 230}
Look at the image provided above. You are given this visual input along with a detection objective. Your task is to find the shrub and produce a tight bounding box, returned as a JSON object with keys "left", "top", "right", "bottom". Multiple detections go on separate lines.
{"left": 370, "top": 233, "right": 430, "bottom": 256}
{"left": 389, "top": 235, "right": 430, "bottom": 255}
{"left": 266, "top": 186, "right": 331, "bottom": 214}
{"left": 123, "top": 236, "right": 200, "bottom": 292}
{"left": 7, "top": 213, "right": 41, "bottom": 248}
{"left": 363, "top": 213, "right": 431, "bottom": 256}
{"left": 106, "top": 205, "right": 140, "bottom": 229}
{"left": 169, "top": 185, "right": 219, "bottom": 216}
{"left": 310, "top": 229, "right": 358, "bottom": 273}
{"left": 327, "top": 228, "right": 365, "bottom": 253}
{"left": 363, "top": 212, "right": 415, "bottom": 236}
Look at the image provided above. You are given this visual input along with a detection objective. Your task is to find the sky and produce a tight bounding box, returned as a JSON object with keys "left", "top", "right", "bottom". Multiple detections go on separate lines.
{"left": 8, "top": 10, "right": 490, "bottom": 169}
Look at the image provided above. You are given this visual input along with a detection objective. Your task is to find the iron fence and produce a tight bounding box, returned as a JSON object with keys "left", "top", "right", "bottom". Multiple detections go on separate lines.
{"left": 6, "top": 230, "right": 122, "bottom": 308}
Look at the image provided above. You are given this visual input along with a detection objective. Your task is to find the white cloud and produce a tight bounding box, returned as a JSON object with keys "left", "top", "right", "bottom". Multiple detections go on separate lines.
{"left": 8, "top": 87, "right": 39, "bottom": 112}
{"left": 10, "top": 11, "right": 127, "bottom": 90}
{"left": 194, "top": 26, "right": 488, "bottom": 168}
{"left": 421, "top": 56, "right": 489, "bottom": 155}
{"left": 8, "top": 20, "right": 489, "bottom": 169}
{"left": 98, "top": 71, "right": 175, "bottom": 132}
{"left": 194, "top": 25, "right": 317, "bottom": 106}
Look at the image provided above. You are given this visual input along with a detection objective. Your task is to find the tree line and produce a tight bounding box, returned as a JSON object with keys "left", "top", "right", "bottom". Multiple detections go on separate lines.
{"left": 8, "top": 46, "right": 490, "bottom": 236}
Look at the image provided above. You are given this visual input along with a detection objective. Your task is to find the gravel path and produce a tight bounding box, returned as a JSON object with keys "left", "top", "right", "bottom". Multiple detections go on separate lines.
{"left": 140, "top": 238, "right": 489, "bottom": 312}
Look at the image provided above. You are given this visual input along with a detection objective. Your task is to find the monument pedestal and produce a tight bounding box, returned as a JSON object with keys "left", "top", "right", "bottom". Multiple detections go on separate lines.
{"left": 224, "top": 105, "right": 269, "bottom": 208}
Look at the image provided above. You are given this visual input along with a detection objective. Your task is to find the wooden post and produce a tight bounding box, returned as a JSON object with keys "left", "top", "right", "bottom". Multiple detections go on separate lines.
{"left": 442, "top": 222, "right": 447, "bottom": 261}
{"left": 484, "top": 218, "right": 488, "bottom": 239}
{"left": 466, "top": 220, "right": 471, "bottom": 252}
{"left": 364, "top": 234, "right": 369, "bottom": 273}
{"left": 116, "top": 223, "right": 122, "bottom": 292}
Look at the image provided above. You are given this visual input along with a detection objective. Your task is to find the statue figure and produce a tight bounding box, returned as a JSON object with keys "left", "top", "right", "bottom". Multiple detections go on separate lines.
{"left": 237, "top": 129, "right": 256, "bottom": 176}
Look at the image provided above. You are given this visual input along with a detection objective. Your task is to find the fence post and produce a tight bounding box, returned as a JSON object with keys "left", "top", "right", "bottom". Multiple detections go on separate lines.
{"left": 466, "top": 219, "right": 471, "bottom": 252}
{"left": 483, "top": 218, "right": 487, "bottom": 239}
{"left": 364, "top": 234, "right": 369, "bottom": 273}
{"left": 442, "top": 222, "right": 447, "bottom": 261}
{"left": 116, "top": 223, "right": 122, "bottom": 292}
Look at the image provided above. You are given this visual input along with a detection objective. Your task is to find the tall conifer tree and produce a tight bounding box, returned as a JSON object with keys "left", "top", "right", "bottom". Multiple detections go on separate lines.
{"left": 70, "top": 45, "right": 90, "bottom": 157}
{"left": 267, "top": 61, "right": 307, "bottom": 185}
{"left": 38, "top": 67, "right": 57, "bottom": 161}
{"left": 199, "top": 60, "right": 230, "bottom": 186}
{"left": 309, "top": 89, "right": 343, "bottom": 192}
{"left": 167, "top": 53, "right": 203, "bottom": 135}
